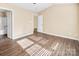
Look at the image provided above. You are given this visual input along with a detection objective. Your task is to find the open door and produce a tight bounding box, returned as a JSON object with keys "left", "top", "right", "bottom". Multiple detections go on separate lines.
{"left": 7, "top": 11, "right": 12, "bottom": 39}
{"left": 37, "top": 15, "right": 43, "bottom": 32}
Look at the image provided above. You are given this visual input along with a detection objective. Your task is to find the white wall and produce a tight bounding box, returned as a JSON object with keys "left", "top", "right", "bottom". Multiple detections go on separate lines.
{"left": 0, "top": 3, "right": 34, "bottom": 39}
{"left": 40, "top": 4, "right": 79, "bottom": 40}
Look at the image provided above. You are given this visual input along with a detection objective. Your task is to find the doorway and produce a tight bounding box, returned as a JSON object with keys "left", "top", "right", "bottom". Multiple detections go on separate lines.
{"left": 34, "top": 15, "right": 38, "bottom": 33}
{"left": 0, "top": 8, "right": 12, "bottom": 39}
{"left": 37, "top": 15, "right": 43, "bottom": 32}
{"left": 33, "top": 15, "right": 43, "bottom": 33}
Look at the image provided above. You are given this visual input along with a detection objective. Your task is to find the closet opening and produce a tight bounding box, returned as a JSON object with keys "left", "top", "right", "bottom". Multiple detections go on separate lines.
{"left": 0, "top": 8, "right": 12, "bottom": 39}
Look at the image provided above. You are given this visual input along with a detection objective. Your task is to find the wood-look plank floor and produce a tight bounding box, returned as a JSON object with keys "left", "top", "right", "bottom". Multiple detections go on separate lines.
{"left": 0, "top": 33, "right": 79, "bottom": 56}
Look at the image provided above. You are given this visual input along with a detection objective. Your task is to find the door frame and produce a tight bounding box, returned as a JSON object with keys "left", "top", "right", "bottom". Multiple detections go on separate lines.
{"left": 0, "top": 7, "right": 14, "bottom": 39}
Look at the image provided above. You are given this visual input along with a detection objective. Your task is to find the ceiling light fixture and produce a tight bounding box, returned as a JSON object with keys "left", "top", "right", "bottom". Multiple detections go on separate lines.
{"left": 33, "top": 3, "right": 36, "bottom": 4}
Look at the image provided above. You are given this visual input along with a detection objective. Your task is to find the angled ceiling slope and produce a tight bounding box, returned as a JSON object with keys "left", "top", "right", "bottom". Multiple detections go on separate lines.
{"left": 14, "top": 3, "right": 53, "bottom": 13}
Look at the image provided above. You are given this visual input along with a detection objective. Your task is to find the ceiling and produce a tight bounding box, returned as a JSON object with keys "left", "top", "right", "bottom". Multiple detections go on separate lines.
{"left": 14, "top": 3, "right": 53, "bottom": 13}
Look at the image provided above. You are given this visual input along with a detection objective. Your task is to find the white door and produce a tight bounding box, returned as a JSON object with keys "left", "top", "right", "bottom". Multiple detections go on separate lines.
{"left": 37, "top": 15, "right": 43, "bottom": 32}
{"left": 2, "top": 16, "right": 7, "bottom": 34}
{"left": 0, "top": 16, "right": 7, "bottom": 35}
{"left": 7, "top": 11, "right": 12, "bottom": 39}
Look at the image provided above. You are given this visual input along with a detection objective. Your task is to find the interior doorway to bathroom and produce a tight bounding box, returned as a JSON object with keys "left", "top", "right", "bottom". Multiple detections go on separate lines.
{"left": 0, "top": 8, "right": 12, "bottom": 39}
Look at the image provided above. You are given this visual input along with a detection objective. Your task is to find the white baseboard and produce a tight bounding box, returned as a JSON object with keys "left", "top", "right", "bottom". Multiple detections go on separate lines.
{"left": 42, "top": 32, "right": 79, "bottom": 41}
{"left": 12, "top": 32, "right": 33, "bottom": 40}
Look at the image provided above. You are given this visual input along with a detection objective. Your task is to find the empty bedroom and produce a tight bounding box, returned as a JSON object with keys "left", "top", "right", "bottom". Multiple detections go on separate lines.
{"left": 0, "top": 3, "right": 79, "bottom": 56}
